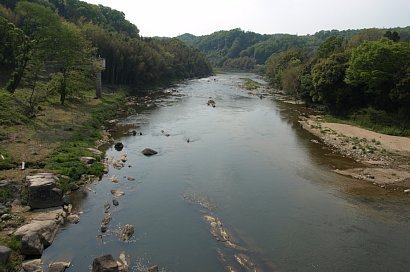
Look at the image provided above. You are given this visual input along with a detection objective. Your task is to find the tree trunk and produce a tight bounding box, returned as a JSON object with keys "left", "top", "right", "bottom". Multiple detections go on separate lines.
{"left": 60, "top": 69, "right": 67, "bottom": 105}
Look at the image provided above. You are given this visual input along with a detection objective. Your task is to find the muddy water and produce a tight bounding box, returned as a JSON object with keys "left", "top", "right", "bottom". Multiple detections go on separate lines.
{"left": 42, "top": 74, "right": 410, "bottom": 272}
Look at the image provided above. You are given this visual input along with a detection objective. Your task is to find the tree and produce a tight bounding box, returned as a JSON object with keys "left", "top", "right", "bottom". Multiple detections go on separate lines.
{"left": 317, "top": 36, "right": 344, "bottom": 58}
{"left": 311, "top": 52, "right": 357, "bottom": 113}
{"left": 52, "top": 22, "right": 95, "bottom": 105}
{"left": 384, "top": 31, "right": 400, "bottom": 42}
{"left": 345, "top": 39, "right": 410, "bottom": 111}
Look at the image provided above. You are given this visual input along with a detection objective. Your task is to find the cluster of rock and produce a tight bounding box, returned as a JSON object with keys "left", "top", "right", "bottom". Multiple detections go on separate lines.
{"left": 8, "top": 173, "right": 80, "bottom": 272}
{"left": 207, "top": 99, "right": 216, "bottom": 107}
{"left": 125, "top": 96, "right": 157, "bottom": 109}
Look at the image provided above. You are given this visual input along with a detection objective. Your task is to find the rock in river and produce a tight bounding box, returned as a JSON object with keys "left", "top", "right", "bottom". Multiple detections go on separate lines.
{"left": 110, "top": 190, "right": 125, "bottom": 197}
{"left": 48, "top": 261, "right": 70, "bottom": 272}
{"left": 114, "top": 142, "right": 124, "bottom": 151}
{"left": 120, "top": 224, "right": 134, "bottom": 241}
{"left": 92, "top": 254, "right": 119, "bottom": 272}
{"left": 142, "top": 148, "right": 158, "bottom": 156}
{"left": 21, "top": 259, "right": 43, "bottom": 272}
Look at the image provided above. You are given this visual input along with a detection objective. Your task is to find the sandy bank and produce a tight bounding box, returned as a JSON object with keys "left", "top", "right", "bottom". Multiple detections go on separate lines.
{"left": 300, "top": 115, "right": 410, "bottom": 191}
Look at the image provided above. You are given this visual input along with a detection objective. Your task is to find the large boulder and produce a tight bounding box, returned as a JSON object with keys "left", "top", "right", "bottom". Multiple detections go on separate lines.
{"left": 147, "top": 266, "right": 159, "bottom": 272}
{"left": 27, "top": 174, "right": 63, "bottom": 209}
{"left": 21, "top": 231, "right": 44, "bottom": 256}
{"left": 21, "top": 259, "right": 43, "bottom": 272}
{"left": 47, "top": 261, "right": 70, "bottom": 272}
{"left": 14, "top": 220, "right": 59, "bottom": 247}
{"left": 142, "top": 148, "right": 158, "bottom": 156}
{"left": 92, "top": 254, "right": 119, "bottom": 272}
{"left": 0, "top": 246, "right": 11, "bottom": 264}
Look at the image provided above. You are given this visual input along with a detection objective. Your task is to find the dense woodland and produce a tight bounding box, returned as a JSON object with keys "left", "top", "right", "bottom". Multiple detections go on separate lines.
{"left": 264, "top": 30, "right": 410, "bottom": 135}
{"left": 0, "top": 0, "right": 212, "bottom": 107}
{"left": 178, "top": 27, "right": 410, "bottom": 69}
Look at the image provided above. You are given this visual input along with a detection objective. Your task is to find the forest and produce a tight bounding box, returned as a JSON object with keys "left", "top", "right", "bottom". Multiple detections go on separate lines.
{"left": 0, "top": 0, "right": 212, "bottom": 107}
{"left": 264, "top": 30, "right": 410, "bottom": 135}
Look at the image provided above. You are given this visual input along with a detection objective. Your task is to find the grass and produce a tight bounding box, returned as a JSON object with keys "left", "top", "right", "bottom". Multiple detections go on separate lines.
{"left": 0, "top": 92, "right": 30, "bottom": 127}
{"left": 0, "top": 147, "right": 15, "bottom": 170}
{"left": 240, "top": 78, "right": 263, "bottom": 90}
{"left": 323, "top": 111, "right": 410, "bottom": 137}
{"left": 44, "top": 92, "right": 125, "bottom": 191}
{"left": 0, "top": 186, "right": 13, "bottom": 203}
{"left": 1, "top": 87, "right": 125, "bottom": 192}
{"left": 0, "top": 236, "right": 22, "bottom": 272}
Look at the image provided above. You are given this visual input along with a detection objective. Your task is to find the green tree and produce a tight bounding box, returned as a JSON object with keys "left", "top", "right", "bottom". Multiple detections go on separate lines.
{"left": 311, "top": 52, "right": 357, "bottom": 113}
{"left": 345, "top": 39, "right": 410, "bottom": 111}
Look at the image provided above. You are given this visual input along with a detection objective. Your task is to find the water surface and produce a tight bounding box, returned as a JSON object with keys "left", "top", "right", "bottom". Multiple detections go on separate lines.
{"left": 42, "top": 74, "right": 410, "bottom": 272}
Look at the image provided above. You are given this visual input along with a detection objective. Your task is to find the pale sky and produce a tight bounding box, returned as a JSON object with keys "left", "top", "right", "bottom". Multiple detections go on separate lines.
{"left": 84, "top": 0, "right": 410, "bottom": 37}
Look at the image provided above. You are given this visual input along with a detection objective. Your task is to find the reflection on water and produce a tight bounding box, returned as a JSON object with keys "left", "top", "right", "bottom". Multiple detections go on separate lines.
{"left": 42, "top": 74, "right": 410, "bottom": 272}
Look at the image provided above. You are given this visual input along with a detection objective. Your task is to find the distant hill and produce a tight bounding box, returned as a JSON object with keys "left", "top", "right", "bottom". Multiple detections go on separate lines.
{"left": 178, "top": 27, "right": 410, "bottom": 70}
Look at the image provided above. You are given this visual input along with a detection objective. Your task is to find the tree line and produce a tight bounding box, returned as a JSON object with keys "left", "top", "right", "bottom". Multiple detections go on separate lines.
{"left": 265, "top": 29, "right": 410, "bottom": 135}
{"left": 178, "top": 27, "right": 410, "bottom": 72}
{"left": 0, "top": 0, "right": 212, "bottom": 109}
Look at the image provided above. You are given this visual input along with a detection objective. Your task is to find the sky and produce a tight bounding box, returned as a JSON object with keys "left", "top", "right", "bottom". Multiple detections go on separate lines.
{"left": 84, "top": 0, "right": 410, "bottom": 37}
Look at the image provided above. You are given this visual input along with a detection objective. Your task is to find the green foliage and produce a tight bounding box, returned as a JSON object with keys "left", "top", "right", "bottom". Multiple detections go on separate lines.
{"left": 317, "top": 36, "right": 345, "bottom": 58}
{"left": 2, "top": 236, "right": 21, "bottom": 252}
{"left": 240, "top": 78, "right": 263, "bottom": 90}
{"left": 0, "top": 92, "right": 30, "bottom": 126}
{"left": 0, "top": 236, "right": 22, "bottom": 272}
{"left": 345, "top": 39, "right": 410, "bottom": 112}
{"left": 0, "top": 185, "right": 13, "bottom": 202}
{"left": 46, "top": 141, "right": 103, "bottom": 182}
{"left": 223, "top": 57, "right": 256, "bottom": 71}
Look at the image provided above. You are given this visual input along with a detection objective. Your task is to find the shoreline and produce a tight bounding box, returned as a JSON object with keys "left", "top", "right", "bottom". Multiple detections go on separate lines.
{"left": 0, "top": 89, "right": 174, "bottom": 271}
{"left": 299, "top": 114, "right": 410, "bottom": 192}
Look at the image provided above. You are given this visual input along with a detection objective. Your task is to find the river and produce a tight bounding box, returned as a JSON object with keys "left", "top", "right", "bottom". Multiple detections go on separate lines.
{"left": 42, "top": 73, "right": 410, "bottom": 272}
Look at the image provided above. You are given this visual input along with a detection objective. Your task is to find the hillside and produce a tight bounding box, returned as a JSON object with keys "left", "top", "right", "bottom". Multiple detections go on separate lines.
{"left": 0, "top": 0, "right": 212, "bottom": 91}
{"left": 178, "top": 27, "right": 410, "bottom": 70}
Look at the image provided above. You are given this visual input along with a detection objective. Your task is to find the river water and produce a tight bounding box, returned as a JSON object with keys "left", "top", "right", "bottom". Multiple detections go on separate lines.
{"left": 42, "top": 73, "right": 410, "bottom": 272}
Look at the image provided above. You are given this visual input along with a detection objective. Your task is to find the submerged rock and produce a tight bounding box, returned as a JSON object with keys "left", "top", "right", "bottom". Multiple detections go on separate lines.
{"left": 101, "top": 213, "right": 112, "bottom": 226}
{"left": 104, "top": 201, "right": 111, "bottom": 212}
{"left": 142, "top": 148, "right": 158, "bottom": 156}
{"left": 48, "top": 261, "right": 70, "bottom": 272}
{"left": 110, "top": 190, "right": 125, "bottom": 197}
{"left": 120, "top": 224, "right": 134, "bottom": 241}
{"left": 114, "top": 142, "right": 124, "bottom": 151}
{"left": 66, "top": 214, "right": 80, "bottom": 224}
{"left": 147, "top": 265, "right": 159, "bottom": 272}
{"left": 112, "top": 199, "right": 119, "bottom": 206}
{"left": 92, "top": 254, "right": 119, "bottom": 272}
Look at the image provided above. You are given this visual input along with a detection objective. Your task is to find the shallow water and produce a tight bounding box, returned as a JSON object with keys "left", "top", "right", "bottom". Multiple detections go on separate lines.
{"left": 42, "top": 74, "right": 410, "bottom": 272}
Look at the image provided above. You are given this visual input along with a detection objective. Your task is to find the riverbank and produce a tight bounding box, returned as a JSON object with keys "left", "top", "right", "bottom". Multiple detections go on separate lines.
{"left": 299, "top": 115, "right": 410, "bottom": 192}
{"left": 0, "top": 88, "right": 172, "bottom": 271}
